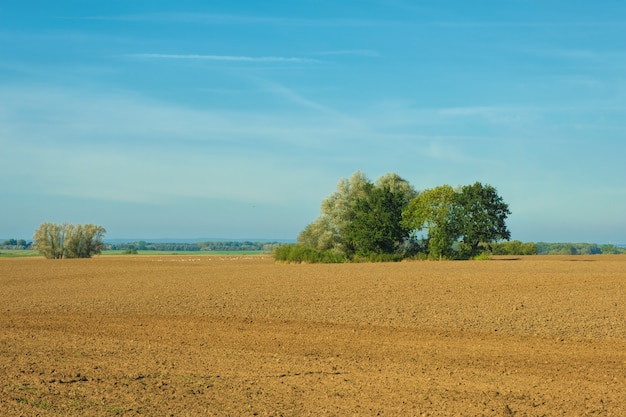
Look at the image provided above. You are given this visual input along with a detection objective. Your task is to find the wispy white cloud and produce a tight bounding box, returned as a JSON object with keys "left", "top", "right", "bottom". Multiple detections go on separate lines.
{"left": 312, "top": 49, "right": 380, "bottom": 57}
{"left": 547, "top": 49, "right": 598, "bottom": 60}
{"left": 438, "top": 106, "right": 532, "bottom": 124}
{"left": 3, "top": 81, "right": 623, "bottom": 241}
{"left": 256, "top": 79, "right": 356, "bottom": 120}
{"left": 1, "top": 82, "right": 502, "bottom": 208}
{"left": 367, "top": 101, "right": 539, "bottom": 130}
{"left": 127, "top": 53, "right": 321, "bottom": 63}
{"left": 74, "top": 13, "right": 386, "bottom": 27}
{"left": 261, "top": 81, "right": 335, "bottom": 114}
{"left": 73, "top": 12, "right": 625, "bottom": 29}
{"left": 523, "top": 47, "right": 623, "bottom": 62}
{"left": 0, "top": 83, "right": 367, "bottom": 205}
{"left": 425, "top": 20, "right": 626, "bottom": 28}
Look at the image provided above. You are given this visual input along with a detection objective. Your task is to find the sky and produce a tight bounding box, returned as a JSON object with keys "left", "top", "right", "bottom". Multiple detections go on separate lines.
{"left": 1, "top": 0, "right": 625, "bottom": 243}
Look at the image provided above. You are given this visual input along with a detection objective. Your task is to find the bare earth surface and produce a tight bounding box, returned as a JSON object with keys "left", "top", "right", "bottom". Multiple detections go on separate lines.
{"left": 1, "top": 255, "right": 625, "bottom": 416}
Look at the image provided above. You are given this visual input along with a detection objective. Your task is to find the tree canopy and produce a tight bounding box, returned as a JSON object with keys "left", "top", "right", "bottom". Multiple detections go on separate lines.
{"left": 297, "top": 171, "right": 417, "bottom": 259}
{"left": 455, "top": 182, "right": 511, "bottom": 257}
{"left": 401, "top": 184, "right": 460, "bottom": 260}
{"left": 279, "top": 172, "right": 512, "bottom": 262}
{"left": 344, "top": 185, "right": 410, "bottom": 257}
{"left": 402, "top": 182, "right": 511, "bottom": 259}
{"left": 33, "top": 223, "right": 106, "bottom": 259}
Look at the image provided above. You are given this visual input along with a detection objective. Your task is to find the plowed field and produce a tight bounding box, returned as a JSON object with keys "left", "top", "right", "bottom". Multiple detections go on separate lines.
{"left": 1, "top": 255, "right": 625, "bottom": 416}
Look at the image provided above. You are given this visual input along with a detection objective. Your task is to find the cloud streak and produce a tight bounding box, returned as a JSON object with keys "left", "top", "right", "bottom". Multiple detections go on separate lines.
{"left": 423, "top": 20, "right": 626, "bottom": 28}
{"left": 127, "top": 53, "right": 321, "bottom": 63}
{"left": 0, "top": 83, "right": 371, "bottom": 205}
{"left": 312, "top": 49, "right": 380, "bottom": 57}
{"left": 74, "top": 13, "right": 386, "bottom": 28}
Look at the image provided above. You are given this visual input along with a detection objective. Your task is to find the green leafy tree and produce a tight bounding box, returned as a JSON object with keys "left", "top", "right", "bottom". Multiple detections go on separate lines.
{"left": 600, "top": 244, "right": 625, "bottom": 254}
{"left": 33, "top": 222, "right": 106, "bottom": 259}
{"left": 344, "top": 185, "right": 410, "bottom": 256}
{"left": 298, "top": 171, "right": 372, "bottom": 255}
{"left": 375, "top": 173, "right": 418, "bottom": 206}
{"left": 299, "top": 171, "right": 417, "bottom": 259}
{"left": 402, "top": 183, "right": 511, "bottom": 259}
{"left": 33, "top": 222, "right": 67, "bottom": 259}
{"left": 297, "top": 216, "right": 339, "bottom": 251}
{"left": 456, "top": 182, "right": 511, "bottom": 258}
{"left": 402, "top": 185, "right": 460, "bottom": 259}
{"left": 64, "top": 224, "right": 107, "bottom": 258}
{"left": 320, "top": 171, "right": 372, "bottom": 254}
{"left": 521, "top": 242, "right": 538, "bottom": 255}
{"left": 492, "top": 240, "right": 537, "bottom": 255}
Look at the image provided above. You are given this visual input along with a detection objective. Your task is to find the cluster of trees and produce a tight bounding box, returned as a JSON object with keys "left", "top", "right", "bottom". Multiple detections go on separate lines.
{"left": 106, "top": 241, "right": 281, "bottom": 252}
{"left": 534, "top": 242, "right": 625, "bottom": 255}
{"left": 491, "top": 240, "right": 538, "bottom": 255}
{"left": 0, "top": 239, "right": 31, "bottom": 249}
{"left": 275, "top": 171, "right": 511, "bottom": 263}
{"left": 490, "top": 241, "right": 625, "bottom": 255}
{"left": 33, "top": 223, "right": 106, "bottom": 259}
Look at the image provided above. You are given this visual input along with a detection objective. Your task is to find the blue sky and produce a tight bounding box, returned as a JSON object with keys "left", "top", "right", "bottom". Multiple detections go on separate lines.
{"left": 1, "top": 0, "right": 625, "bottom": 243}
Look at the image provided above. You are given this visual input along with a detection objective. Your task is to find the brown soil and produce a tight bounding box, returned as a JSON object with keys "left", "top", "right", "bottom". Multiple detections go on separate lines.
{"left": 1, "top": 255, "right": 625, "bottom": 416}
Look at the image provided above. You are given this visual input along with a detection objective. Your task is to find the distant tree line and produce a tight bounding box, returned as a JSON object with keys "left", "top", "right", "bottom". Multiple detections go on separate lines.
{"left": 0, "top": 239, "right": 32, "bottom": 249}
{"left": 490, "top": 241, "right": 624, "bottom": 255}
{"left": 534, "top": 242, "right": 625, "bottom": 255}
{"left": 106, "top": 241, "right": 281, "bottom": 252}
{"left": 490, "top": 240, "right": 538, "bottom": 255}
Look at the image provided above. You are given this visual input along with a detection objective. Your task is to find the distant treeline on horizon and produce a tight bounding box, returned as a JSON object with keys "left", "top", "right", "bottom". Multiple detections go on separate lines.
{"left": 105, "top": 240, "right": 282, "bottom": 253}
{"left": 492, "top": 241, "right": 625, "bottom": 255}
{"left": 1, "top": 239, "right": 624, "bottom": 255}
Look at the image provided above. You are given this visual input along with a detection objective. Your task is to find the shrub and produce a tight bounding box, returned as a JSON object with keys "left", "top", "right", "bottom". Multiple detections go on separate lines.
{"left": 473, "top": 251, "right": 493, "bottom": 261}
{"left": 352, "top": 253, "right": 404, "bottom": 263}
{"left": 319, "top": 249, "right": 347, "bottom": 263}
{"left": 273, "top": 244, "right": 347, "bottom": 263}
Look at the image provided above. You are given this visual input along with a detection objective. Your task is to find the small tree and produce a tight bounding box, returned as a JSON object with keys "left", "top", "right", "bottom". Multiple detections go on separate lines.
{"left": 456, "top": 182, "right": 511, "bottom": 258}
{"left": 297, "top": 216, "right": 339, "bottom": 252}
{"left": 64, "top": 224, "right": 107, "bottom": 258}
{"left": 33, "top": 222, "right": 106, "bottom": 259}
{"left": 319, "top": 171, "right": 373, "bottom": 255}
{"left": 402, "top": 183, "right": 511, "bottom": 259}
{"left": 402, "top": 185, "right": 460, "bottom": 259}
{"left": 344, "top": 185, "right": 410, "bottom": 256}
{"left": 33, "top": 222, "right": 67, "bottom": 259}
